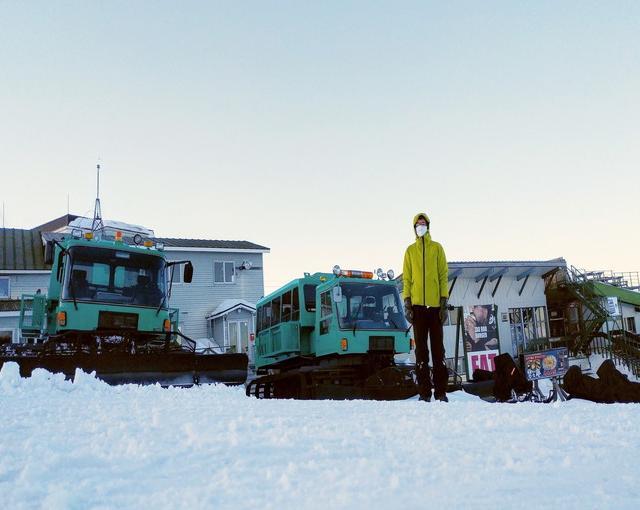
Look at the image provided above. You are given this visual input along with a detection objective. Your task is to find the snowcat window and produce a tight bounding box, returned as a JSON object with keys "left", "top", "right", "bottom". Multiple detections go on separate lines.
{"left": 264, "top": 305, "right": 273, "bottom": 328}
{"left": 56, "top": 251, "right": 65, "bottom": 281}
{"left": 281, "top": 290, "right": 292, "bottom": 322}
{"left": 271, "top": 296, "right": 281, "bottom": 326}
{"left": 320, "top": 291, "right": 332, "bottom": 318}
{"left": 291, "top": 287, "right": 300, "bottom": 321}
{"left": 62, "top": 246, "right": 167, "bottom": 308}
{"left": 336, "top": 283, "right": 407, "bottom": 331}
{"left": 257, "top": 305, "right": 264, "bottom": 332}
{"left": 319, "top": 291, "right": 333, "bottom": 335}
{"left": 304, "top": 285, "right": 317, "bottom": 312}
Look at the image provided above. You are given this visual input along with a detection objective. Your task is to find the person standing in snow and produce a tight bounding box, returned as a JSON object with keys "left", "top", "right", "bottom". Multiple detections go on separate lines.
{"left": 402, "top": 213, "right": 449, "bottom": 402}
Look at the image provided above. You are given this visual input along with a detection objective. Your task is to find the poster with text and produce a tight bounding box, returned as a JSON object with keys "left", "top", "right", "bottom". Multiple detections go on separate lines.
{"left": 463, "top": 304, "right": 500, "bottom": 378}
{"left": 523, "top": 347, "right": 570, "bottom": 381}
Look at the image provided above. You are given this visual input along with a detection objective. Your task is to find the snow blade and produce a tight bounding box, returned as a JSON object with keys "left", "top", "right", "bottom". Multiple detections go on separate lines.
{"left": 1, "top": 349, "right": 248, "bottom": 387}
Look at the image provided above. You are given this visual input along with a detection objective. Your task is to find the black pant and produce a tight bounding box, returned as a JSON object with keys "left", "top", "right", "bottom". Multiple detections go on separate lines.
{"left": 413, "top": 305, "right": 447, "bottom": 398}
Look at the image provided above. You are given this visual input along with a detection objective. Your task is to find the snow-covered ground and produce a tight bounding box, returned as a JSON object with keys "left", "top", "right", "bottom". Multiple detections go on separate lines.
{"left": 2, "top": 362, "right": 639, "bottom": 510}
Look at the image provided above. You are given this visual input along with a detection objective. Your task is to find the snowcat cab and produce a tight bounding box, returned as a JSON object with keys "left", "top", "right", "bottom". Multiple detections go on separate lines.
{"left": 47, "top": 235, "right": 180, "bottom": 341}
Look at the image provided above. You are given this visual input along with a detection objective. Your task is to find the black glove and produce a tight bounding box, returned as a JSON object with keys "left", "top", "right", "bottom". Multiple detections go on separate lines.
{"left": 404, "top": 298, "right": 413, "bottom": 324}
{"left": 439, "top": 297, "right": 448, "bottom": 324}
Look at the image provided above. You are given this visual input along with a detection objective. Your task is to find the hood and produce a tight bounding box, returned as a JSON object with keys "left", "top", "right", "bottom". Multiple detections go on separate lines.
{"left": 413, "top": 212, "right": 432, "bottom": 240}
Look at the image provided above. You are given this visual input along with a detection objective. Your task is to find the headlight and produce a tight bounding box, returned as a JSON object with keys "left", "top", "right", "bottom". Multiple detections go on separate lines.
{"left": 387, "top": 269, "right": 395, "bottom": 280}
{"left": 376, "top": 268, "right": 385, "bottom": 279}
{"left": 333, "top": 265, "right": 341, "bottom": 276}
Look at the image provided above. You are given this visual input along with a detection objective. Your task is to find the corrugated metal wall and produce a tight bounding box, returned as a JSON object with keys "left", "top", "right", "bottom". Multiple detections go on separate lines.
{"left": 444, "top": 275, "right": 548, "bottom": 356}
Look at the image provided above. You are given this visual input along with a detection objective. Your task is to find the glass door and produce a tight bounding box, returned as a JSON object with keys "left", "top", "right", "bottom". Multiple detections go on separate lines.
{"left": 228, "top": 321, "right": 238, "bottom": 352}
{"left": 239, "top": 321, "right": 249, "bottom": 353}
{"left": 228, "top": 320, "right": 249, "bottom": 353}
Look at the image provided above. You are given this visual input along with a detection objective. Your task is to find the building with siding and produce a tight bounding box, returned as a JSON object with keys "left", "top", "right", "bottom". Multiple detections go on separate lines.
{"left": 158, "top": 238, "right": 269, "bottom": 354}
{"left": 0, "top": 228, "right": 51, "bottom": 344}
{"left": 591, "top": 282, "right": 640, "bottom": 335}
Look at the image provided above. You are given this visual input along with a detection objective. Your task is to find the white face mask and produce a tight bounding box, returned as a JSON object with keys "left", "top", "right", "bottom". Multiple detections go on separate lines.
{"left": 415, "top": 225, "right": 428, "bottom": 237}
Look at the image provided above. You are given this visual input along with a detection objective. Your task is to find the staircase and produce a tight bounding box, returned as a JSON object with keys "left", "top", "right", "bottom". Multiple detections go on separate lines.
{"left": 548, "top": 266, "right": 640, "bottom": 378}
{"left": 563, "top": 266, "right": 609, "bottom": 354}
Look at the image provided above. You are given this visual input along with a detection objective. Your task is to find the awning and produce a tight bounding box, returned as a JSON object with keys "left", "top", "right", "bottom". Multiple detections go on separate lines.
{"left": 207, "top": 299, "right": 256, "bottom": 320}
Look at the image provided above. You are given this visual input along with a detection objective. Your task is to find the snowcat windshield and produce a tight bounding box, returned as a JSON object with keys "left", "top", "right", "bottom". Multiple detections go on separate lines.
{"left": 336, "top": 282, "right": 408, "bottom": 331}
{"left": 62, "top": 246, "right": 167, "bottom": 308}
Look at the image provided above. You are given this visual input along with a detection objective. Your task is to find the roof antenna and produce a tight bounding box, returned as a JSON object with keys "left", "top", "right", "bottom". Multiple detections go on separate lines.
{"left": 91, "top": 163, "right": 104, "bottom": 235}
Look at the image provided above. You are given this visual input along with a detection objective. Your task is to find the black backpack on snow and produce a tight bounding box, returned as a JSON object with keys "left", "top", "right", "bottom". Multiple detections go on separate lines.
{"left": 493, "top": 353, "right": 532, "bottom": 401}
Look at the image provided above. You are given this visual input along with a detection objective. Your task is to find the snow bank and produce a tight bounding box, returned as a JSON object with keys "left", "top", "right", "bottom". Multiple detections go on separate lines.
{"left": 1, "top": 363, "right": 639, "bottom": 509}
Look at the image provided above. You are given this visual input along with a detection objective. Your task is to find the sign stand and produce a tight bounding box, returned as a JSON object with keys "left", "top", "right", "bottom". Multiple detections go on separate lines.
{"left": 523, "top": 347, "right": 570, "bottom": 403}
{"left": 531, "top": 380, "right": 546, "bottom": 402}
{"left": 546, "top": 377, "right": 569, "bottom": 402}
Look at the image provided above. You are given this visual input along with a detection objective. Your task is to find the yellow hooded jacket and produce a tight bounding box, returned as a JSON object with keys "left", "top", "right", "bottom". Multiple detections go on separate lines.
{"left": 402, "top": 213, "right": 449, "bottom": 307}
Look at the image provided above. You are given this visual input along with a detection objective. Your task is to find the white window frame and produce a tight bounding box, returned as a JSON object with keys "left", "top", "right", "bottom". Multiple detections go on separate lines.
{"left": 214, "top": 261, "right": 235, "bottom": 285}
{"left": 0, "top": 276, "right": 10, "bottom": 299}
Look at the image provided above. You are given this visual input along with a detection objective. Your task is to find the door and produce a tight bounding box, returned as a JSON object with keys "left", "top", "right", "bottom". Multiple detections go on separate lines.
{"left": 228, "top": 320, "right": 249, "bottom": 354}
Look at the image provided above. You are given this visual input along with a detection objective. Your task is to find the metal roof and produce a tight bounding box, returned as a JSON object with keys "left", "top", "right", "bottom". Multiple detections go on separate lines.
{"left": 592, "top": 281, "right": 640, "bottom": 307}
{"left": 32, "top": 214, "right": 79, "bottom": 233}
{"left": 0, "top": 229, "right": 48, "bottom": 271}
{"left": 39, "top": 233, "right": 269, "bottom": 252}
{"left": 446, "top": 259, "right": 566, "bottom": 281}
{"left": 156, "top": 238, "right": 269, "bottom": 251}
{"left": 448, "top": 258, "right": 566, "bottom": 268}
{"left": 397, "top": 258, "right": 567, "bottom": 283}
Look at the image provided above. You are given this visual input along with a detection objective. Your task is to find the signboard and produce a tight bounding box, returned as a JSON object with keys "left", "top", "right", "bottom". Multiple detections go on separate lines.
{"left": 467, "top": 350, "right": 499, "bottom": 374}
{"left": 463, "top": 304, "right": 500, "bottom": 378}
{"left": 604, "top": 297, "right": 621, "bottom": 317}
{"left": 523, "top": 347, "right": 569, "bottom": 381}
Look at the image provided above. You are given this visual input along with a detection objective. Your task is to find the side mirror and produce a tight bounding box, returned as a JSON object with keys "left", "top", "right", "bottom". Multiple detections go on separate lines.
{"left": 183, "top": 262, "right": 194, "bottom": 283}
{"left": 332, "top": 285, "right": 343, "bottom": 303}
{"left": 44, "top": 241, "right": 54, "bottom": 266}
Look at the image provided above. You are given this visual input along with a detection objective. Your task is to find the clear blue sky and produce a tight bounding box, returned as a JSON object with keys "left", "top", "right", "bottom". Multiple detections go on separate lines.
{"left": 1, "top": 1, "right": 638, "bottom": 291}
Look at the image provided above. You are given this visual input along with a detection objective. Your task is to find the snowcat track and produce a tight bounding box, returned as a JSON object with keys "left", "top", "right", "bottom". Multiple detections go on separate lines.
{"left": 246, "top": 365, "right": 418, "bottom": 400}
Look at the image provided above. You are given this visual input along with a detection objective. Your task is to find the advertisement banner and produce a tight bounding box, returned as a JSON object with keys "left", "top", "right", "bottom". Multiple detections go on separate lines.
{"left": 463, "top": 304, "right": 500, "bottom": 378}
{"left": 604, "top": 297, "right": 621, "bottom": 317}
{"left": 523, "top": 347, "right": 570, "bottom": 381}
